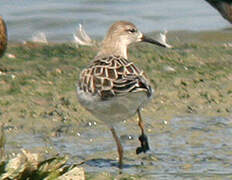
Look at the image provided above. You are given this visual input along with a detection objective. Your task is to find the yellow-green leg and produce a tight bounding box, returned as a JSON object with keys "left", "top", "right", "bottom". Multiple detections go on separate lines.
{"left": 110, "top": 127, "right": 123, "bottom": 169}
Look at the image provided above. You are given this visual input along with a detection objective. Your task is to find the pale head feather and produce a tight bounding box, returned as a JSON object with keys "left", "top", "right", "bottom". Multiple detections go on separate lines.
{"left": 97, "top": 21, "right": 143, "bottom": 59}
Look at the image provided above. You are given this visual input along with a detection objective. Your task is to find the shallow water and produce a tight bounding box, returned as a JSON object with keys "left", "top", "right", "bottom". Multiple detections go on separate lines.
{"left": 0, "top": 0, "right": 230, "bottom": 42}
{"left": 6, "top": 115, "right": 232, "bottom": 179}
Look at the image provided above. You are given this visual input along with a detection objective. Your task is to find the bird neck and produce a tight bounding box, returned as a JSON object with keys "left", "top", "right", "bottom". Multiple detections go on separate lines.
{"left": 97, "top": 37, "right": 128, "bottom": 59}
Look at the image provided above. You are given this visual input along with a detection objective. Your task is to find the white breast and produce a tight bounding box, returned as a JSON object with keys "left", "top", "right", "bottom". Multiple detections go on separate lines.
{"left": 77, "top": 86, "right": 153, "bottom": 125}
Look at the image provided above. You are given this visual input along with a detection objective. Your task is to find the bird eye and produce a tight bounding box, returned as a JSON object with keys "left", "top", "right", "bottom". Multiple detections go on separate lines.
{"left": 127, "top": 28, "right": 137, "bottom": 33}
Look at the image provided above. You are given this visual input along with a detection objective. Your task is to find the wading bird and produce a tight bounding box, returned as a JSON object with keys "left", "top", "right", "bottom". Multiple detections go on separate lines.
{"left": 77, "top": 21, "right": 171, "bottom": 168}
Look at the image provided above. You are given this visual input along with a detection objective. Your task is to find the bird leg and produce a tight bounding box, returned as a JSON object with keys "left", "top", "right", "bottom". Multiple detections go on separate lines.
{"left": 110, "top": 127, "right": 123, "bottom": 169}
{"left": 136, "top": 109, "right": 150, "bottom": 154}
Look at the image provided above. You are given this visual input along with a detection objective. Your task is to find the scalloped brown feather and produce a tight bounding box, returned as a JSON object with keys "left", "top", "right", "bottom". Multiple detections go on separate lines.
{"left": 79, "top": 55, "right": 152, "bottom": 100}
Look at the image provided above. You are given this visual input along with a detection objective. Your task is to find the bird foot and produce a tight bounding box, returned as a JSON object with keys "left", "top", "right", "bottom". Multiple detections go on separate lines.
{"left": 136, "top": 133, "right": 150, "bottom": 154}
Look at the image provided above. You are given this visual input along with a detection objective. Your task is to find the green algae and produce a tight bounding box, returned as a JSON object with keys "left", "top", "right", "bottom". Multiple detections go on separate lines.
{"left": 0, "top": 150, "right": 85, "bottom": 180}
{"left": 1, "top": 31, "right": 232, "bottom": 125}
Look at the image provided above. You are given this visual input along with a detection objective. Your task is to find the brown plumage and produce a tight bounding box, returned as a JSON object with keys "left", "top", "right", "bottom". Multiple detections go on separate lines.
{"left": 79, "top": 55, "right": 151, "bottom": 99}
{"left": 0, "top": 16, "right": 7, "bottom": 58}
{"left": 77, "top": 21, "right": 170, "bottom": 168}
{"left": 205, "top": 0, "right": 232, "bottom": 23}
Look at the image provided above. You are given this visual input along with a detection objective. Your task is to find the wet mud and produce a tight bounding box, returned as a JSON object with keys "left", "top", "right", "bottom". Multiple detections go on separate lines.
{"left": 0, "top": 30, "right": 232, "bottom": 179}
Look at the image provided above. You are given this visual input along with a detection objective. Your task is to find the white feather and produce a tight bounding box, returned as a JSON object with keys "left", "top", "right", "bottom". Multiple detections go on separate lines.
{"left": 155, "top": 30, "right": 172, "bottom": 48}
{"left": 32, "top": 32, "right": 48, "bottom": 44}
{"left": 79, "top": 24, "right": 92, "bottom": 43}
{"left": 73, "top": 24, "right": 94, "bottom": 46}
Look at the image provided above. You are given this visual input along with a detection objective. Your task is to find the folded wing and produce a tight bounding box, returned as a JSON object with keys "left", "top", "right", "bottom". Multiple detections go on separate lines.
{"left": 79, "top": 55, "right": 152, "bottom": 100}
